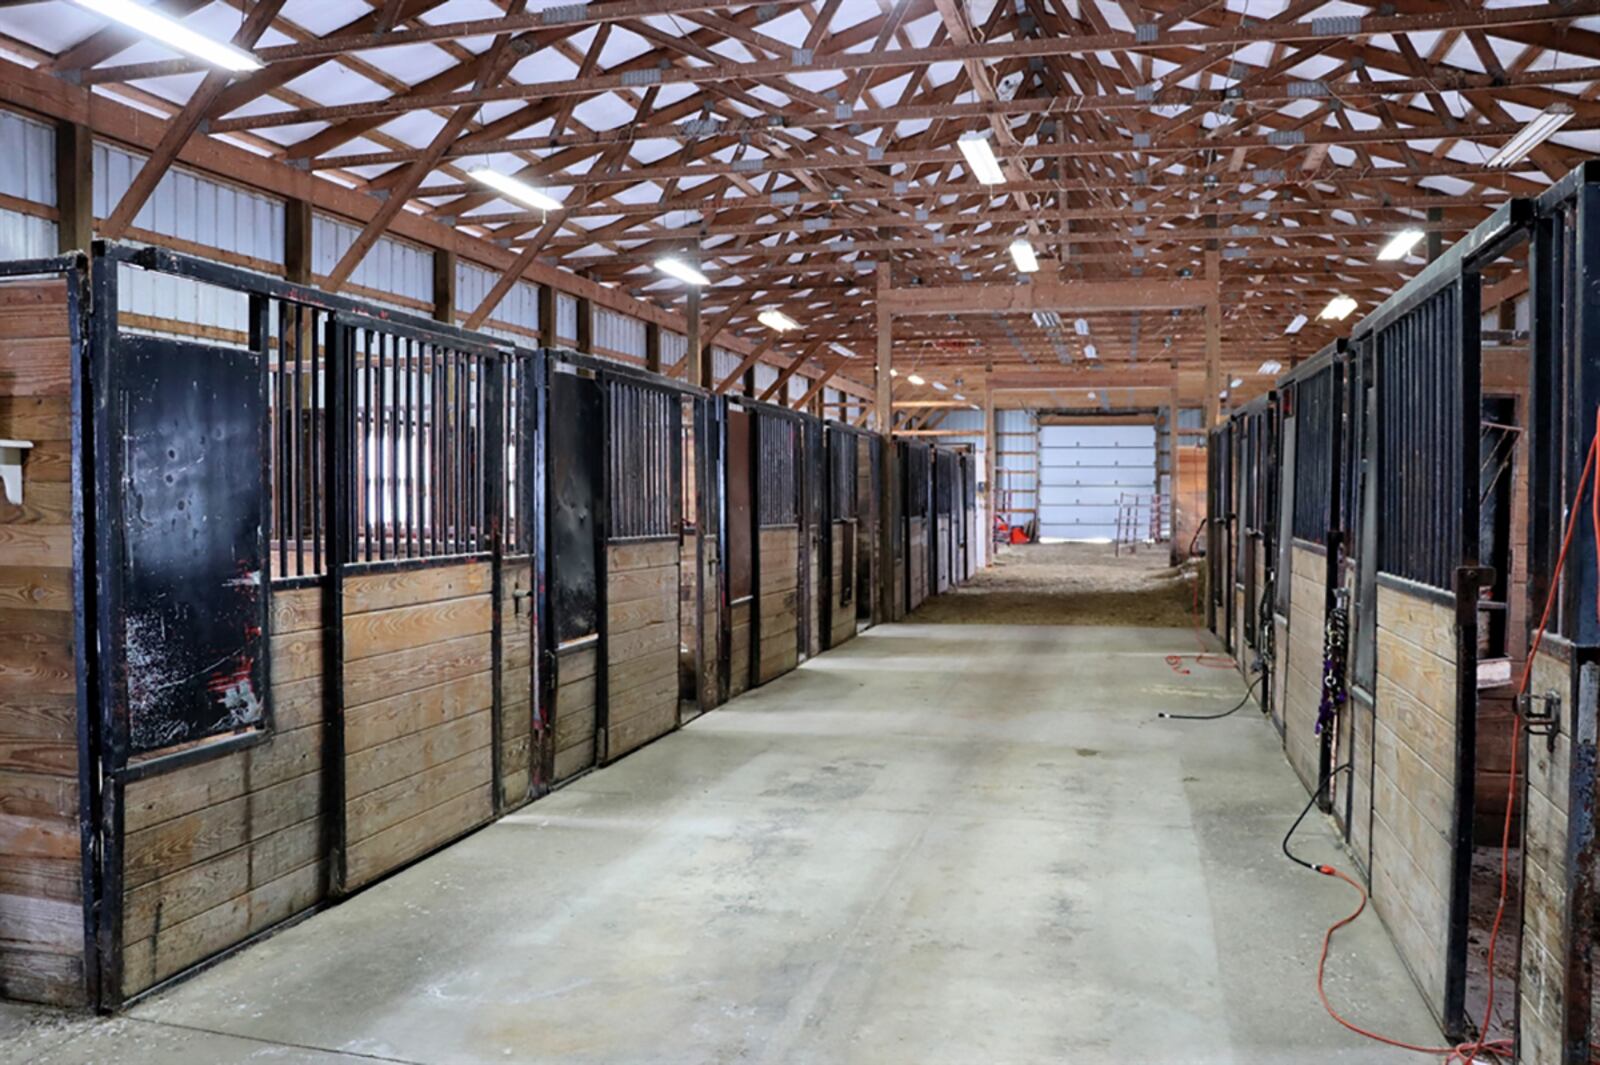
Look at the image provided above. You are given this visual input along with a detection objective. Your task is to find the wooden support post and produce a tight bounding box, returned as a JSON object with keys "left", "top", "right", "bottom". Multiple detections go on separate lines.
{"left": 539, "top": 284, "right": 557, "bottom": 348}
{"left": 875, "top": 262, "right": 892, "bottom": 433}
{"left": 685, "top": 287, "right": 703, "bottom": 387}
{"left": 1204, "top": 249, "right": 1223, "bottom": 428}
{"left": 54, "top": 119, "right": 92, "bottom": 255}
{"left": 284, "top": 198, "right": 313, "bottom": 285}
{"left": 645, "top": 321, "right": 661, "bottom": 373}
{"left": 432, "top": 248, "right": 456, "bottom": 325}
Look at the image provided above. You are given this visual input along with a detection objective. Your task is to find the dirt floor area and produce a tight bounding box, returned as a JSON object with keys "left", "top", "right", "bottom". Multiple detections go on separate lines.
{"left": 912, "top": 541, "right": 1200, "bottom": 628}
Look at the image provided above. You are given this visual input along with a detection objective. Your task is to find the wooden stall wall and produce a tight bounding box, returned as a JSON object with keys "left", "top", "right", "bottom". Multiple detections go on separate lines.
{"left": 1281, "top": 544, "right": 1325, "bottom": 793}
{"left": 552, "top": 642, "right": 598, "bottom": 781}
{"left": 1368, "top": 582, "right": 1458, "bottom": 1019}
{"left": 119, "top": 586, "right": 326, "bottom": 1000}
{"left": 757, "top": 527, "right": 800, "bottom": 683}
{"left": 1516, "top": 647, "right": 1575, "bottom": 1064}
{"left": 500, "top": 559, "right": 534, "bottom": 809}
{"left": 604, "top": 540, "right": 680, "bottom": 760}
{"left": 340, "top": 561, "right": 495, "bottom": 891}
{"left": 0, "top": 276, "right": 85, "bottom": 1006}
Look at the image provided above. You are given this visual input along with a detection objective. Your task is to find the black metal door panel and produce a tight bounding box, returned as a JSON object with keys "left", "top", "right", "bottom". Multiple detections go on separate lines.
{"left": 113, "top": 335, "right": 268, "bottom": 754}
{"left": 549, "top": 369, "right": 602, "bottom": 642}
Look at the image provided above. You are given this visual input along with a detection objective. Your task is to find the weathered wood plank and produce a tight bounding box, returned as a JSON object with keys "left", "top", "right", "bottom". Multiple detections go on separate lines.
{"left": 342, "top": 561, "right": 492, "bottom": 615}
{"left": 343, "top": 594, "right": 492, "bottom": 662}
{"left": 343, "top": 633, "right": 491, "bottom": 708}
{"left": 344, "top": 707, "right": 492, "bottom": 801}
{"left": 344, "top": 783, "right": 492, "bottom": 889}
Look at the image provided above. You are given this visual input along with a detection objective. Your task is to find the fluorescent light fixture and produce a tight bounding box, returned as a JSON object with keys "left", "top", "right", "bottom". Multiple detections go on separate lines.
{"left": 907, "top": 374, "right": 926, "bottom": 386}
{"left": 74, "top": 0, "right": 262, "bottom": 70}
{"left": 1258, "top": 360, "right": 1283, "bottom": 376}
{"left": 932, "top": 380, "right": 948, "bottom": 392}
{"left": 654, "top": 257, "right": 709, "bottom": 286}
{"left": 469, "top": 168, "right": 562, "bottom": 212}
{"left": 759, "top": 309, "right": 800, "bottom": 332}
{"left": 1086, "top": 391, "right": 1097, "bottom": 400}
{"left": 890, "top": 368, "right": 899, "bottom": 377}
{"left": 1074, "top": 317, "right": 1090, "bottom": 336}
{"left": 1230, "top": 377, "right": 1244, "bottom": 389}
{"left": 829, "top": 342, "right": 858, "bottom": 359}
{"left": 957, "top": 132, "right": 1007, "bottom": 185}
{"left": 953, "top": 393, "right": 965, "bottom": 401}
{"left": 1377, "top": 229, "right": 1426, "bottom": 262}
{"left": 1487, "top": 103, "right": 1575, "bottom": 169}
{"left": 1083, "top": 344, "right": 1098, "bottom": 360}
{"left": 1009, "top": 239, "right": 1039, "bottom": 273}
{"left": 1319, "top": 295, "right": 1359, "bottom": 321}
{"left": 1032, "top": 310, "right": 1061, "bottom": 329}
{"left": 1284, "top": 313, "right": 1308, "bottom": 335}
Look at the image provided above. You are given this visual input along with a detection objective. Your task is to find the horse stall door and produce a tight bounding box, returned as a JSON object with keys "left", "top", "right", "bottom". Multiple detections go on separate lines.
{"left": 858, "top": 432, "right": 878, "bottom": 626}
{"left": 755, "top": 412, "right": 801, "bottom": 684}
{"left": 547, "top": 367, "right": 603, "bottom": 781}
{"left": 601, "top": 378, "right": 681, "bottom": 761}
{"left": 725, "top": 407, "right": 754, "bottom": 696}
{"left": 802, "top": 418, "right": 823, "bottom": 660}
{"left": 499, "top": 353, "right": 538, "bottom": 808}
{"left": 97, "top": 331, "right": 275, "bottom": 1001}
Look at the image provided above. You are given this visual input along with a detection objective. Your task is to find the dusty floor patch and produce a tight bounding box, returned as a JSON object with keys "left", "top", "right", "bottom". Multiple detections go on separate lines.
{"left": 914, "top": 541, "right": 1199, "bottom": 627}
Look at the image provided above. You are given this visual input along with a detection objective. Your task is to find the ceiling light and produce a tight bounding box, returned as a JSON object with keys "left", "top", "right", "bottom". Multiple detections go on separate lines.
{"left": 932, "top": 381, "right": 948, "bottom": 392}
{"left": 759, "top": 309, "right": 800, "bottom": 332}
{"left": 1032, "top": 310, "right": 1061, "bottom": 329}
{"left": 1284, "top": 314, "right": 1308, "bottom": 335}
{"left": 1487, "top": 103, "right": 1575, "bottom": 169}
{"left": 1319, "top": 296, "right": 1358, "bottom": 321}
{"left": 953, "top": 393, "right": 965, "bottom": 401}
{"left": 1074, "top": 317, "right": 1090, "bottom": 336}
{"left": 1083, "top": 344, "right": 1098, "bottom": 360}
{"left": 1258, "top": 360, "right": 1283, "bottom": 376}
{"left": 1086, "top": 391, "right": 1097, "bottom": 400}
{"left": 469, "top": 168, "right": 562, "bottom": 212}
{"left": 1009, "top": 239, "right": 1039, "bottom": 273}
{"left": 890, "top": 368, "right": 899, "bottom": 377}
{"left": 1230, "top": 377, "right": 1244, "bottom": 389}
{"left": 907, "top": 374, "right": 926, "bottom": 386}
{"left": 654, "top": 257, "right": 709, "bottom": 286}
{"left": 829, "top": 342, "right": 857, "bottom": 359}
{"left": 957, "top": 132, "right": 1007, "bottom": 185}
{"left": 74, "top": 0, "right": 263, "bottom": 70}
{"left": 1377, "top": 229, "right": 1426, "bottom": 262}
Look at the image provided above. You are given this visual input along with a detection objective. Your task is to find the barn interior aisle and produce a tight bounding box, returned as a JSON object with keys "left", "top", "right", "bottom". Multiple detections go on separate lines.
{"left": 1, "top": 619, "right": 1436, "bottom": 1065}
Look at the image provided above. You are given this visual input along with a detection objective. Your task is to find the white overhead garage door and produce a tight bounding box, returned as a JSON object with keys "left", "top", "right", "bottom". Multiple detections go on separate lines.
{"left": 1037, "top": 424, "right": 1158, "bottom": 541}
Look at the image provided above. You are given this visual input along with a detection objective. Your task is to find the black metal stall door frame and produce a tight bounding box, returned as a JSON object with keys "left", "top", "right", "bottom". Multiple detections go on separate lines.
{"left": 1349, "top": 197, "right": 1531, "bottom": 1042}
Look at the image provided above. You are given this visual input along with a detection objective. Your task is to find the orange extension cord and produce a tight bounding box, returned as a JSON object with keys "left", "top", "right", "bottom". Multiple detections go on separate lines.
{"left": 1311, "top": 410, "right": 1600, "bottom": 1065}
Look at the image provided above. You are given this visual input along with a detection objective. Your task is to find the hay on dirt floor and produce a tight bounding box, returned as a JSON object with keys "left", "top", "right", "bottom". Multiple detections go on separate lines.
{"left": 912, "top": 541, "right": 1200, "bottom": 628}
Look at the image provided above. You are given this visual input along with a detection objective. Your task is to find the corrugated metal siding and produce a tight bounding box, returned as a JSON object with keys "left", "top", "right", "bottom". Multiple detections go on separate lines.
{"left": 95, "top": 142, "right": 283, "bottom": 267}
{"left": 753, "top": 362, "right": 777, "bottom": 393}
{"left": 661, "top": 331, "right": 688, "bottom": 368}
{"left": 312, "top": 213, "right": 429, "bottom": 305}
{"left": 455, "top": 259, "right": 539, "bottom": 340}
{"left": 0, "top": 109, "right": 55, "bottom": 207}
{"left": 117, "top": 263, "right": 252, "bottom": 344}
{"left": 0, "top": 209, "right": 56, "bottom": 259}
{"left": 595, "top": 307, "right": 646, "bottom": 357}
{"left": 555, "top": 292, "right": 577, "bottom": 342}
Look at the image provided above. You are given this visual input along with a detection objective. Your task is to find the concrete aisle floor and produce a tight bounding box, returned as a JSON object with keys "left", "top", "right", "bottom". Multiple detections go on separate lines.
{"left": 4, "top": 623, "right": 1442, "bottom": 1065}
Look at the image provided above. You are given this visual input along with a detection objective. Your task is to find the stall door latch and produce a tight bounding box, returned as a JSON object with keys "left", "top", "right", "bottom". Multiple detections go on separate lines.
{"left": 1517, "top": 690, "right": 1562, "bottom": 751}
